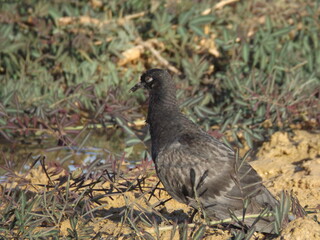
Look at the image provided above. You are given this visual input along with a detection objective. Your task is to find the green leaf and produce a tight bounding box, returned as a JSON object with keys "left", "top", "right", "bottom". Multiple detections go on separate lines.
{"left": 265, "top": 16, "right": 273, "bottom": 32}
{"left": 271, "top": 26, "right": 293, "bottom": 38}
{"left": 242, "top": 42, "right": 249, "bottom": 63}
{"left": 126, "top": 137, "right": 141, "bottom": 146}
{"left": 189, "top": 15, "right": 215, "bottom": 26}
{"left": 234, "top": 98, "right": 248, "bottom": 107}
{"left": 244, "top": 131, "right": 253, "bottom": 148}
{"left": 193, "top": 225, "right": 206, "bottom": 240}
{"left": 307, "top": 53, "right": 314, "bottom": 72}
{"left": 189, "top": 24, "right": 205, "bottom": 36}
{"left": 179, "top": 9, "right": 194, "bottom": 25}
{"left": 232, "top": 110, "right": 242, "bottom": 126}
{"left": 115, "top": 117, "right": 135, "bottom": 136}
{"left": 70, "top": 216, "right": 78, "bottom": 230}
{"left": 181, "top": 222, "right": 188, "bottom": 240}
{"left": 177, "top": 26, "right": 188, "bottom": 40}
{"left": 198, "top": 106, "right": 216, "bottom": 115}
{"left": 194, "top": 106, "right": 205, "bottom": 118}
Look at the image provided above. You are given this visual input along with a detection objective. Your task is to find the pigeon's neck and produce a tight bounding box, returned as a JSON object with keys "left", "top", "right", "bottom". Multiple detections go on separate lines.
{"left": 147, "top": 89, "right": 180, "bottom": 125}
{"left": 147, "top": 89, "right": 195, "bottom": 159}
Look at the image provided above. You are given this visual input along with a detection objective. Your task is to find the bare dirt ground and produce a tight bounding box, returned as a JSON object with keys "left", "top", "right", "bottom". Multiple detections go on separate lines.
{"left": 252, "top": 130, "right": 320, "bottom": 240}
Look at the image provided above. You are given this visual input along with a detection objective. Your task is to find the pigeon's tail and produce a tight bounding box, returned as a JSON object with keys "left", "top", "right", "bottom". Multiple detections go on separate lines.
{"left": 216, "top": 202, "right": 278, "bottom": 233}
{"left": 254, "top": 186, "right": 279, "bottom": 208}
{"left": 202, "top": 187, "right": 280, "bottom": 233}
{"left": 226, "top": 191, "right": 305, "bottom": 234}
{"left": 239, "top": 211, "right": 276, "bottom": 234}
{"left": 245, "top": 188, "right": 278, "bottom": 233}
{"left": 204, "top": 204, "right": 277, "bottom": 234}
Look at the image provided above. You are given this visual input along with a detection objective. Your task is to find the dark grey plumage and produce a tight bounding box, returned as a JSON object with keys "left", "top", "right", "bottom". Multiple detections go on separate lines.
{"left": 131, "top": 69, "right": 278, "bottom": 233}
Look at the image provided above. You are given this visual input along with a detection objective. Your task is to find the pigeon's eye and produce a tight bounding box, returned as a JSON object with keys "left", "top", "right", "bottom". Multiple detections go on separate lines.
{"left": 145, "top": 76, "right": 153, "bottom": 83}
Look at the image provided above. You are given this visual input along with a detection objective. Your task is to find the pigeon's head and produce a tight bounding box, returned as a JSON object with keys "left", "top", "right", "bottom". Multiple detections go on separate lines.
{"left": 130, "top": 69, "right": 174, "bottom": 93}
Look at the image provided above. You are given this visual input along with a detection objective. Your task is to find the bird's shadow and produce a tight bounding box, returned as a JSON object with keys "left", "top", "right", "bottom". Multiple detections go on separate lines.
{"left": 91, "top": 204, "right": 190, "bottom": 226}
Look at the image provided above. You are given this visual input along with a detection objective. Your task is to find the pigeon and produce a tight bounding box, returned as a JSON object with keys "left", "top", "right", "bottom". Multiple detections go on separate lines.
{"left": 131, "top": 69, "right": 279, "bottom": 233}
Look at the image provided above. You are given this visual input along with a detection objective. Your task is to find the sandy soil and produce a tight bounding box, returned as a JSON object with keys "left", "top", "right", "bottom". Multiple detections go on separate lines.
{"left": 1, "top": 130, "right": 319, "bottom": 239}
{"left": 252, "top": 130, "right": 320, "bottom": 240}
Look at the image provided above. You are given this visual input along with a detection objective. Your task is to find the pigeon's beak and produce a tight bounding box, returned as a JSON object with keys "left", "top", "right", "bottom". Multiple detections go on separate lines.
{"left": 130, "top": 82, "right": 144, "bottom": 92}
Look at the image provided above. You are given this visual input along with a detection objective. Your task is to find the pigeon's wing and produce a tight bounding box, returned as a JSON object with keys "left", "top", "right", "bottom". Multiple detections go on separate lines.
{"left": 155, "top": 132, "right": 277, "bottom": 218}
